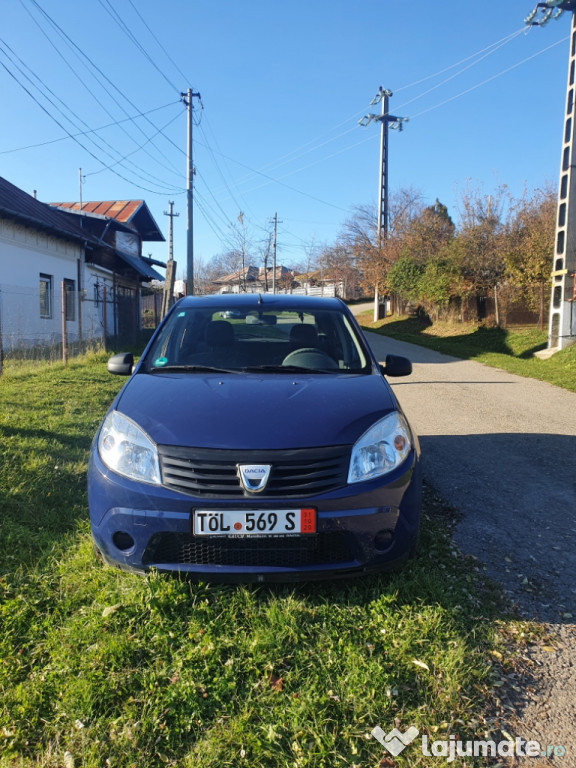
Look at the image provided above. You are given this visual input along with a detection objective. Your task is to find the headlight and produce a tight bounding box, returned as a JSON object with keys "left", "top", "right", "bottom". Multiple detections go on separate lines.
{"left": 98, "top": 410, "right": 160, "bottom": 484}
{"left": 348, "top": 412, "right": 412, "bottom": 483}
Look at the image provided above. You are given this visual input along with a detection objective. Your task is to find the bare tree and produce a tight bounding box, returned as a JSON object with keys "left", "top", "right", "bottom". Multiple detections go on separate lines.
{"left": 387, "top": 187, "right": 425, "bottom": 238}
{"left": 258, "top": 231, "right": 273, "bottom": 292}
{"left": 193, "top": 255, "right": 217, "bottom": 295}
{"left": 317, "top": 242, "right": 358, "bottom": 298}
{"left": 340, "top": 189, "right": 424, "bottom": 303}
{"left": 208, "top": 213, "right": 256, "bottom": 291}
{"left": 210, "top": 249, "right": 244, "bottom": 278}
{"left": 453, "top": 184, "right": 510, "bottom": 323}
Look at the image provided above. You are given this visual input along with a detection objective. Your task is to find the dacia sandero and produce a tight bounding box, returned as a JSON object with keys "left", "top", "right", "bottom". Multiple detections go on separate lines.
{"left": 88, "top": 294, "right": 421, "bottom": 581}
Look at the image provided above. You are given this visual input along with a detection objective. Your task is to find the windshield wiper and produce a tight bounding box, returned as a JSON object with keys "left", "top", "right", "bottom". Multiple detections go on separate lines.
{"left": 150, "top": 365, "right": 241, "bottom": 374}
{"left": 241, "top": 365, "right": 334, "bottom": 374}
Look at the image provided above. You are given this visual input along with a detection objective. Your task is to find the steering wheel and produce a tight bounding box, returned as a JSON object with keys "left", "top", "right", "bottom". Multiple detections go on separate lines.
{"left": 281, "top": 347, "right": 339, "bottom": 370}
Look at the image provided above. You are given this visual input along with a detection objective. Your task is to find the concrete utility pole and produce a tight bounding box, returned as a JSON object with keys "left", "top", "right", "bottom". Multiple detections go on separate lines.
{"left": 526, "top": 0, "right": 576, "bottom": 349}
{"left": 272, "top": 213, "right": 278, "bottom": 293}
{"left": 271, "top": 212, "right": 282, "bottom": 293}
{"left": 359, "top": 89, "right": 408, "bottom": 322}
{"left": 181, "top": 88, "right": 201, "bottom": 296}
{"left": 162, "top": 201, "right": 179, "bottom": 317}
{"left": 164, "top": 200, "right": 179, "bottom": 262}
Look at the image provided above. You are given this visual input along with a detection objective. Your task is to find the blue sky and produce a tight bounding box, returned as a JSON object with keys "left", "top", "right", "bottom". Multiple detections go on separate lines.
{"left": 0, "top": 1, "right": 571, "bottom": 278}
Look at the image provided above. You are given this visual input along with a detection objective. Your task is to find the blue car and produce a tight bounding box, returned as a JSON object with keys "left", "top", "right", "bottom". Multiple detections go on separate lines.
{"left": 88, "top": 294, "right": 421, "bottom": 581}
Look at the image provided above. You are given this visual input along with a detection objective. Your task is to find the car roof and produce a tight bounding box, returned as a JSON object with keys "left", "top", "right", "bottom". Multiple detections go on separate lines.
{"left": 174, "top": 293, "right": 348, "bottom": 312}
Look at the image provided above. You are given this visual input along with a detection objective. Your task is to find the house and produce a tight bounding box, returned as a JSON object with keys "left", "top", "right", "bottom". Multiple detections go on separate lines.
{"left": 0, "top": 176, "right": 165, "bottom": 352}
{"left": 212, "top": 265, "right": 296, "bottom": 293}
{"left": 211, "top": 264, "right": 358, "bottom": 299}
{"left": 49, "top": 199, "right": 165, "bottom": 342}
{"left": 291, "top": 269, "right": 343, "bottom": 298}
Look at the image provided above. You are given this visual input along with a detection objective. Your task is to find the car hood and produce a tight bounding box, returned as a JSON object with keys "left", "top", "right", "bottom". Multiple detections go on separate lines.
{"left": 114, "top": 371, "right": 399, "bottom": 450}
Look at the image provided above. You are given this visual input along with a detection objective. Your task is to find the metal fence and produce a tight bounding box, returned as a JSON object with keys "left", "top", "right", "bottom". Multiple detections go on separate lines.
{"left": 0, "top": 281, "right": 123, "bottom": 370}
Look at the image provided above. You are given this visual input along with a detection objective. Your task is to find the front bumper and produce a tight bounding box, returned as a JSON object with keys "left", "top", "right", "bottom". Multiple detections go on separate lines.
{"left": 88, "top": 450, "right": 421, "bottom": 582}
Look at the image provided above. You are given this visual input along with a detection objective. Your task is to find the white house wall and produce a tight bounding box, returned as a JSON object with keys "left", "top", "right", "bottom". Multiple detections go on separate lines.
{"left": 0, "top": 216, "right": 104, "bottom": 349}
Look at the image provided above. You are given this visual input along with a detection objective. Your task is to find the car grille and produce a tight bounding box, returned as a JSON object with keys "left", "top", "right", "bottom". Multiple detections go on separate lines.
{"left": 143, "top": 531, "right": 352, "bottom": 568}
{"left": 157, "top": 445, "right": 350, "bottom": 498}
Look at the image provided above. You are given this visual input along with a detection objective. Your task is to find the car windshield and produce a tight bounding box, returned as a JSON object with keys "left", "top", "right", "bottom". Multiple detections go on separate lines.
{"left": 144, "top": 304, "right": 371, "bottom": 374}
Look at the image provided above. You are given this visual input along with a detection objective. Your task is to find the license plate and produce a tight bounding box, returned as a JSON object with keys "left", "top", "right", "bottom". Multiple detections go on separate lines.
{"left": 193, "top": 508, "right": 316, "bottom": 536}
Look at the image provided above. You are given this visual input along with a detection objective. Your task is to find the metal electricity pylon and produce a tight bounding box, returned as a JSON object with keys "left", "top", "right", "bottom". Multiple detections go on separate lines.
{"left": 359, "top": 88, "right": 408, "bottom": 320}
{"left": 525, "top": 0, "right": 576, "bottom": 25}
{"left": 526, "top": 0, "right": 576, "bottom": 349}
{"left": 359, "top": 88, "right": 408, "bottom": 243}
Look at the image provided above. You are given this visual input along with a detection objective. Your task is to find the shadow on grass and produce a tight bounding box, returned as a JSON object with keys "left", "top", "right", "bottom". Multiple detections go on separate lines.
{"left": 363, "top": 316, "right": 548, "bottom": 361}
{"left": 1, "top": 481, "right": 528, "bottom": 768}
{"left": 0, "top": 423, "right": 92, "bottom": 574}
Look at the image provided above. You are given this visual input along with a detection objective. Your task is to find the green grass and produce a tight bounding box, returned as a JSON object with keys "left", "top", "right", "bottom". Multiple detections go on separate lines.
{"left": 359, "top": 314, "right": 576, "bottom": 393}
{"left": 0, "top": 356, "right": 537, "bottom": 767}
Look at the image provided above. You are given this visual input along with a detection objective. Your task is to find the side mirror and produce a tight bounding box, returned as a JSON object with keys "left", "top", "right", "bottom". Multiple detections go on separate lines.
{"left": 107, "top": 352, "right": 134, "bottom": 376}
{"left": 379, "top": 354, "right": 412, "bottom": 377}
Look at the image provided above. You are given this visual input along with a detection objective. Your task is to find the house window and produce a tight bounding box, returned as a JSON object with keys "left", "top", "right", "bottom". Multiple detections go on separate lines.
{"left": 64, "top": 278, "right": 76, "bottom": 321}
{"left": 40, "top": 273, "right": 53, "bottom": 318}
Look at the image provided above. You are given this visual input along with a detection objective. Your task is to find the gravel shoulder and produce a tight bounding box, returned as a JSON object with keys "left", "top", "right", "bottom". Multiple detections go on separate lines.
{"left": 363, "top": 330, "right": 576, "bottom": 766}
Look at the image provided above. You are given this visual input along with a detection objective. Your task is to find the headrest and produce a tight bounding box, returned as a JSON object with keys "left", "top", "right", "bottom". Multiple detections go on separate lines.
{"left": 289, "top": 324, "right": 318, "bottom": 347}
{"left": 206, "top": 320, "right": 234, "bottom": 346}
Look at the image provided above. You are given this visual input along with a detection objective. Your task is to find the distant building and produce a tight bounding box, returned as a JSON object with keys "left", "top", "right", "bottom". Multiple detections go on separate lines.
{"left": 212, "top": 265, "right": 296, "bottom": 294}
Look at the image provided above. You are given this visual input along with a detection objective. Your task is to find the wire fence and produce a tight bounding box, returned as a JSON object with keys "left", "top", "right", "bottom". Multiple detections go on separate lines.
{"left": 0, "top": 280, "right": 150, "bottom": 373}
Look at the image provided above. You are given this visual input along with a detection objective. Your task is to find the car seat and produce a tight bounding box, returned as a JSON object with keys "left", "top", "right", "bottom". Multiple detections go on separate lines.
{"left": 289, "top": 324, "right": 318, "bottom": 349}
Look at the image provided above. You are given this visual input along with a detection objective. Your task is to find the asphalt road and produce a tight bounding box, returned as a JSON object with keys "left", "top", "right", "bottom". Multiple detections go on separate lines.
{"left": 362, "top": 330, "right": 576, "bottom": 761}
{"left": 364, "top": 331, "right": 576, "bottom": 622}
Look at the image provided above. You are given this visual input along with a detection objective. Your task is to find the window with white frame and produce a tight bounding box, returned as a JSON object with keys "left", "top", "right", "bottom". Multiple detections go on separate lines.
{"left": 64, "top": 278, "right": 76, "bottom": 321}
{"left": 39, "top": 273, "right": 53, "bottom": 318}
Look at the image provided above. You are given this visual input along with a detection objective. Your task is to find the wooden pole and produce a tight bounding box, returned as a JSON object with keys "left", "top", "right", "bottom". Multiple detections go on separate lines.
{"left": 61, "top": 281, "right": 68, "bottom": 365}
{"left": 0, "top": 287, "right": 4, "bottom": 377}
{"left": 102, "top": 285, "right": 107, "bottom": 352}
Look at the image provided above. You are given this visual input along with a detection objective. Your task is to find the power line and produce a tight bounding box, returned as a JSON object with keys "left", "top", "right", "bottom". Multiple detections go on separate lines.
{"left": 193, "top": 140, "right": 351, "bottom": 213}
{"left": 200, "top": 29, "right": 562, "bottom": 208}
{"left": 0, "top": 51, "right": 180, "bottom": 196}
{"left": 195, "top": 168, "right": 242, "bottom": 232}
{"left": 193, "top": 192, "right": 238, "bottom": 251}
{"left": 396, "top": 29, "right": 527, "bottom": 110}
{"left": 126, "top": 0, "right": 192, "bottom": 86}
{"left": 98, "top": 0, "right": 181, "bottom": 95}
{"left": 198, "top": 117, "right": 259, "bottom": 222}
{"left": 395, "top": 27, "right": 526, "bottom": 93}
{"left": 84, "top": 108, "right": 184, "bottom": 181}
{"left": 409, "top": 35, "right": 569, "bottom": 119}
{"left": 0, "top": 36, "right": 183, "bottom": 192}
{"left": 23, "top": 0, "right": 183, "bottom": 176}
{"left": 0, "top": 100, "right": 182, "bottom": 155}
{"left": 208, "top": 27, "right": 531, "bottom": 193}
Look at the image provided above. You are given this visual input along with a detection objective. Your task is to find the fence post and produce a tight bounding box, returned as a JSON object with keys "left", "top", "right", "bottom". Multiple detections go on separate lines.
{"left": 61, "top": 280, "right": 68, "bottom": 365}
{"left": 0, "top": 287, "right": 3, "bottom": 377}
{"left": 102, "top": 285, "right": 107, "bottom": 352}
{"left": 77, "top": 258, "right": 83, "bottom": 346}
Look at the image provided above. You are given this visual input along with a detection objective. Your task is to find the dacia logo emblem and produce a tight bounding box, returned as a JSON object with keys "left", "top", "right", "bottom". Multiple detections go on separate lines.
{"left": 237, "top": 464, "right": 272, "bottom": 493}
